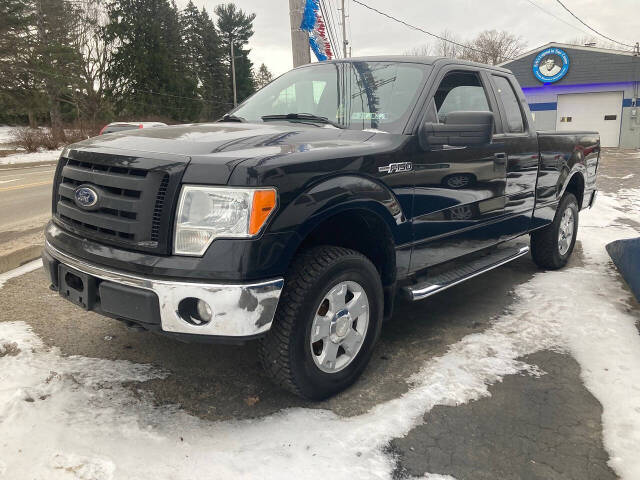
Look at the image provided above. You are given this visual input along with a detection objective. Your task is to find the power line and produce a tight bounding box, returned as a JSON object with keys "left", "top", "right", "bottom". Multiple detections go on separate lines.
{"left": 327, "top": 0, "right": 344, "bottom": 53}
{"left": 319, "top": 0, "right": 339, "bottom": 58}
{"left": 553, "top": 0, "right": 635, "bottom": 49}
{"left": 319, "top": 0, "right": 341, "bottom": 58}
{"left": 351, "top": 0, "right": 513, "bottom": 60}
{"left": 347, "top": 0, "right": 353, "bottom": 55}
{"left": 520, "top": 0, "right": 592, "bottom": 38}
{"left": 13, "top": 65, "right": 223, "bottom": 105}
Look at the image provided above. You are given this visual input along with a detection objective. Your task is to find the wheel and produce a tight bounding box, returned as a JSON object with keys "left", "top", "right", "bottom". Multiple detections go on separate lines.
{"left": 530, "top": 193, "right": 579, "bottom": 270}
{"left": 259, "top": 246, "right": 383, "bottom": 400}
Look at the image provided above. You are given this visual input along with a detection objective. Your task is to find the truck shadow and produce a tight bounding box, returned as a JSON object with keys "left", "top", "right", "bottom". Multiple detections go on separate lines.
{"left": 5, "top": 245, "right": 589, "bottom": 422}
{"left": 136, "top": 255, "right": 544, "bottom": 421}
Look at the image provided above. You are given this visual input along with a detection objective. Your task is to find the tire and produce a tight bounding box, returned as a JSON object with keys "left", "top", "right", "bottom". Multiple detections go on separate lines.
{"left": 259, "top": 246, "right": 383, "bottom": 400}
{"left": 530, "top": 193, "right": 579, "bottom": 270}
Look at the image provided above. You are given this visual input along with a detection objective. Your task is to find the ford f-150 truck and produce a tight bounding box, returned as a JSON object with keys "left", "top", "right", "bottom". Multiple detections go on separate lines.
{"left": 42, "top": 57, "right": 599, "bottom": 399}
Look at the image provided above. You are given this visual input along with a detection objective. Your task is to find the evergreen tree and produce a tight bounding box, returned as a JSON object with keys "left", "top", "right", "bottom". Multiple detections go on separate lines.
{"left": 105, "top": 0, "right": 199, "bottom": 121}
{"left": 215, "top": 3, "right": 256, "bottom": 106}
{"left": 198, "top": 8, "right": 230, "bottom": 118}
{"left": 181, "top": 3, "right": 228, "bottom": 120}
{"left": 0, "top": 0, "right": 43, "bottom": 126}
{"left": 234, "top": 47, "right": 254, "bottom": 103}
{"left": 180, "top": 1, "right": 201, "bottom": 77}
{"left": 0, "top": 0, "right": 82, "bottom": 133}
{"left": 253, "top": 63, "right": 273, "bottom": 90}
{"left": 35, "top": 0, "right": 84, "bottom": 138}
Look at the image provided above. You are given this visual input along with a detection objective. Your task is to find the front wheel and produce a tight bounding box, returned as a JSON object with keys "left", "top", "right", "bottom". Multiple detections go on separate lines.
{"left": 530, "top": 193, "right": 579, "bottom": 270}
{"left": 259, "top": 246, "right": 383, "bottom": 400}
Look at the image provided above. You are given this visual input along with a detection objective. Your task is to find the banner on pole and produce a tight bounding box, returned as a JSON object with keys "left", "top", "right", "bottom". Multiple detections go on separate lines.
{"left": 300, "top": 0, "right": 333, "bottom": 61}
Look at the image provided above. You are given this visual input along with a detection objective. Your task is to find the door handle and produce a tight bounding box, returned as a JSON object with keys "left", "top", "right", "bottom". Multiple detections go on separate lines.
{"left": 494, "top": 153, "right": 507, "bottom": 165}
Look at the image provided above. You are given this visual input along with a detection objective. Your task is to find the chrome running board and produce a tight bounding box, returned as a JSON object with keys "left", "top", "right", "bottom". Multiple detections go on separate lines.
{"left": 403, "top": 245, "right": 530, "bottom": 301}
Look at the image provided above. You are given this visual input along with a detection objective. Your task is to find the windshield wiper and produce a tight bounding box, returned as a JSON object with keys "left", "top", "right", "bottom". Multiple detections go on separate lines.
{"left": 261, "top": 113, "right": 343, "bottom": 129}
{"left": 221, "top": 114, "right": 246, "bottom": 122}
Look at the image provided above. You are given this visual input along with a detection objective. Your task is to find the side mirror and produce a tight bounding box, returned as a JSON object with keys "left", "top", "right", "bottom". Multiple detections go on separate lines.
{"left": 419, "top": 111, "right": 494, "bottom": 149}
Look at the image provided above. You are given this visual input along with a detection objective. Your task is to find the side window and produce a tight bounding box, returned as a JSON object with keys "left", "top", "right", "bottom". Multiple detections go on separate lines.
{"left": 492, "top": 76, "right": 525, "bottom": 133}
{"left": 434, "top": 71, "right": 491, "bottom": 122}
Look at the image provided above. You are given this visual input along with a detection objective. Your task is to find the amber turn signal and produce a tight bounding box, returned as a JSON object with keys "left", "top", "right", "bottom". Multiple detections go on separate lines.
{"left": 249, "top": 189, "right": 277, "bottom": 235}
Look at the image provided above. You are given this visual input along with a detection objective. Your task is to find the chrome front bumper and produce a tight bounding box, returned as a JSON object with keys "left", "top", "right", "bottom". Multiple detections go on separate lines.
{"left": 44, "top": 241, "right": 284, "bottom": 338}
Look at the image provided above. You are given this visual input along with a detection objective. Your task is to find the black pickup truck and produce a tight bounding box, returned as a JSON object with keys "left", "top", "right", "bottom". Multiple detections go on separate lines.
{"left": 42, "top": 56, "right": 599, "bottom": 399}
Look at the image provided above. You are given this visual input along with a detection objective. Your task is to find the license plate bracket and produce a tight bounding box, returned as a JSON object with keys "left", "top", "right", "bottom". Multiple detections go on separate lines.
{"left": 58, "top": 264, "right": 97, "bottom": 310}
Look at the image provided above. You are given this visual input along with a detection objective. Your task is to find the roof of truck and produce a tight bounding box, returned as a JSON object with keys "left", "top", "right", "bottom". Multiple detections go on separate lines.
{"left": 300, "top": 55, "right": 513, "bottom": 74}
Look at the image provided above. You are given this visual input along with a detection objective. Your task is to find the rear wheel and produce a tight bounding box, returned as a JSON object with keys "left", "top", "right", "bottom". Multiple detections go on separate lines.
{"left": 530, "top": 193, "right": 579, "bottom": 270}
{"left": 259, "top": 246, "right": 383, "bottom": 400}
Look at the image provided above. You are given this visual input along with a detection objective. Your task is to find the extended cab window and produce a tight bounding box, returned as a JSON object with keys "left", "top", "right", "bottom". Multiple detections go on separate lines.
{"left": 492, "top": 75, "right": 525, "bottom": 133}
{"left": 434, "top": 71, "right": 491, "bottom": 122}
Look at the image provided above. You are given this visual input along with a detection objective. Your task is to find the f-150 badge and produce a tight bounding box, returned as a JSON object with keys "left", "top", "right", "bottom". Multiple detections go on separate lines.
{"left": 379, "top": 162, "right": 412, "bottom": 174}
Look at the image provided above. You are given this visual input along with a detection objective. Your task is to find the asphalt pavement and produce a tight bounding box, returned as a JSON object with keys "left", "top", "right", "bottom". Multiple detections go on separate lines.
{"left": 0, "top": 163, "right": 55, "bottom": 231}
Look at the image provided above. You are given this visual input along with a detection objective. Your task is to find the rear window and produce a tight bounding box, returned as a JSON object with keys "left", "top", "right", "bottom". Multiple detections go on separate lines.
{"left": 492, "top": 76, "right": 525, "bottom": 133}
{"left": 102, "top": 125, "right": 139, "bottom": 134}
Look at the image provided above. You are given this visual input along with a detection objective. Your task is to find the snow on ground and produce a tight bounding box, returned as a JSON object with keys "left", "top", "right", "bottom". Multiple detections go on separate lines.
{"left": 0, "top": 126, "right": 62, "bottom": 162}
{"left": 0, "top": 126, "right": 16, "bottom": 144}
{"left": 0, "top": 192, "right": 639, "bottom": 479}
{"left": 0, "top": 149, "right": 62, "bottom": 165}
{"left": 600, "top": 174, "right": 635, "bottom": 180}
{"left": 0, "top": 260, "right": 42, "bottom": 289}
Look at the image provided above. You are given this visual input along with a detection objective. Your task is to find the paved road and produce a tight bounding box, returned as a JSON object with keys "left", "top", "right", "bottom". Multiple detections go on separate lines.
{"left": 0, "top": 163, "right": 55, "bottom": 231}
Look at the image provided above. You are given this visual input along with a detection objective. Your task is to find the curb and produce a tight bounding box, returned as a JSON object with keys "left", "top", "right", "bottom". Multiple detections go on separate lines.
{"left": 0, "top": 244, "right": 42, "bottom": 274}
{"left": 0, "top": 161, "right": 57, "bottom": 170}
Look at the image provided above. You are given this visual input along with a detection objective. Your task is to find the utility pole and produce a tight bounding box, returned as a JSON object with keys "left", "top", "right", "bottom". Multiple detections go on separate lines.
{"left": 341, "top": 0, "right": 348, "bottom": 58}
{"left": 289, "top": 0, "right": 311, "bottom": 67}
{"left": 230, "top": 37, "right": 237, "bottom": 107}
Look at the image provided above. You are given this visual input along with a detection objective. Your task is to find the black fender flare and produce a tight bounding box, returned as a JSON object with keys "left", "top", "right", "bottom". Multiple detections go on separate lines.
{"left": 268, "top": 174, "right": 409, "bottom": 266}
{"left": 270, "top": 174, "right": 406, "bottom": 241}
{"left": 558, "top": 164, "right": 587, "bottom": 201}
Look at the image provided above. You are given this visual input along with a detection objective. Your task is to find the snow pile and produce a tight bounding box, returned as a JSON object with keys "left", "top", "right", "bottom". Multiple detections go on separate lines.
{"left": 0, "top": 125, "right": 62, "bottom": 163}
{"left": 0, "top": 126, "right": 15, "bottom": 144}
{"left": 617, "top": 188, "right": 640, "bottom": 217}
{"left": 0, "top": 193, "right": 639, "bottom": 479}
{"left": 0, "top": 260, "right": 42, "bottom": 289}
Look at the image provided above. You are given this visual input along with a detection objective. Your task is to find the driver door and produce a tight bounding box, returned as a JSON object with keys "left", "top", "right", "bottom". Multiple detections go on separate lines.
{"left": 409, "top": 67, "right": 508, "bottom": 271}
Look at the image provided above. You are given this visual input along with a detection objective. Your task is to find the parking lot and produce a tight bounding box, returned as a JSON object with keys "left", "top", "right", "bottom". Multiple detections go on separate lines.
{"left": 1, "top": 149, "right": 639, "bottom": 479}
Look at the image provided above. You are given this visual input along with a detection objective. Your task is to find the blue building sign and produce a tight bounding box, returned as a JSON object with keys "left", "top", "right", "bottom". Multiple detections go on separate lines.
{"left": 533, "top": 47, "right": 570, "bottom": 83}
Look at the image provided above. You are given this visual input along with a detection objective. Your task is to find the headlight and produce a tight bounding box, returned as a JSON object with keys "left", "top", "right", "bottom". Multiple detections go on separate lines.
{"left": 174, "top": 186, "right": 277, "bottom": 256}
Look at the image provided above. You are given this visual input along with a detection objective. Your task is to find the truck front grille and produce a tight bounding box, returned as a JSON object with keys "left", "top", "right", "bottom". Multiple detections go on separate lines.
{"left": 53, "top": 151, "right": 186, "bottom": 254}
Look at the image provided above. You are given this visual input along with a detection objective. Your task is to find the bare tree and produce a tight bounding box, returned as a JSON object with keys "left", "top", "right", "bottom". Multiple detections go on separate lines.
{"left": 404, "top": 44, "right": 432, "bottom": 56}
{"left": 71, "top": 0, "right": 112, "bottom": 131}
{"left": 462, "top": 30, "right": 527, "bottom": 65}
{"left": 435, "top": 29, "right": 464, "bottom": 58}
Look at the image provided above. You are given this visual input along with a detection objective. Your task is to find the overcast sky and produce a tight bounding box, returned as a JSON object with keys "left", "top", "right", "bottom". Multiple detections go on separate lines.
{"left": 181, "top": 0, "right": 639, "bottom": 76}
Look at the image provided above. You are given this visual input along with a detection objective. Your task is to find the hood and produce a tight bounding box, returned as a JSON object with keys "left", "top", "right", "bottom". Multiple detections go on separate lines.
{"left": 69, "top": 122, "right": 378, "bottom": 184}
{"left": 76, "top": 122, "right": 377, "bottom": 156}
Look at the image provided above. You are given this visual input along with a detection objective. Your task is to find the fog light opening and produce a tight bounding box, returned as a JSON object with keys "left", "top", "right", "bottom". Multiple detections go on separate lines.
{"left": 178, "top": 297, "right": 213, "bottom": 326}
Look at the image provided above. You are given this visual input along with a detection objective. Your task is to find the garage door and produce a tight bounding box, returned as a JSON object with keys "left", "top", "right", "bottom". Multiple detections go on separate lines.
{"left": 556, "top": 91, "right": 623, "bottom": 147}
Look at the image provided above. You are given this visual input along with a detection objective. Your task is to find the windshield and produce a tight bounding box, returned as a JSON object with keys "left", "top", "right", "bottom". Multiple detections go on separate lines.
{"left": 232, "top": 61, "right": 431, "bottom": 133}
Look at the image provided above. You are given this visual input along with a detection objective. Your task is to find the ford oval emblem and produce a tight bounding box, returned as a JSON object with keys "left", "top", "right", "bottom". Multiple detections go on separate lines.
{"left": 74, "top": 185, "right": 99, "bottom": 209}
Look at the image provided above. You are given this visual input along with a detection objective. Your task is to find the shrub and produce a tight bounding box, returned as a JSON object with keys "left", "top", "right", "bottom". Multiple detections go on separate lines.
{"left": 39, "top": 130, "right": 63, "bottom": 150}
{"left": 8, "top": 127, "right": 85, "bottom": 151}
{"left": 64, "top": 129, "right": 90, "bottom": 144}
{"left": 9, "top": 128, "right": 43, "bottom": 152}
